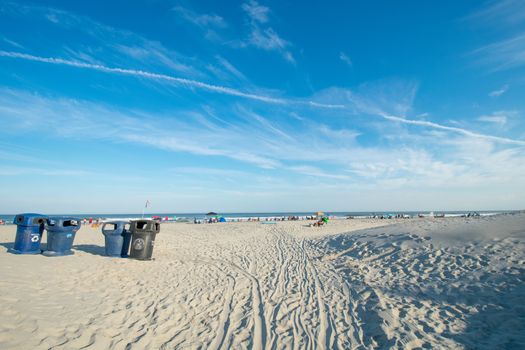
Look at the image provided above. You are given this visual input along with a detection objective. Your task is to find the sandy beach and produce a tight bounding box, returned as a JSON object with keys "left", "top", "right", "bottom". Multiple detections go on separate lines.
{"left": 0, "top": 214, "right": 524, "bottom": 349}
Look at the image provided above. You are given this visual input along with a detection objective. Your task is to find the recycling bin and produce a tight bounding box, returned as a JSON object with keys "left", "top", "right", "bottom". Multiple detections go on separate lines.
{"left": 13, "top": 213, "right": 47, "bottom": 254}
{"left": 42, "top": 217, "right": 81, "bottom": 256}
{"left": 101, "top": 221, "right": 131, "bottom": 257}
{"left": 129, "top": 219, "right": 160, "bottom": 260}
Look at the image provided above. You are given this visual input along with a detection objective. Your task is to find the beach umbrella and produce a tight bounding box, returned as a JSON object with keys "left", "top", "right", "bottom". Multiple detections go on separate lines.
{"left": 206, "top": 212, "right": 218, "bottom": 216}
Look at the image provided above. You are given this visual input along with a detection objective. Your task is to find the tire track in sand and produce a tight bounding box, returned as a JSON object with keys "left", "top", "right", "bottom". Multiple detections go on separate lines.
{"left": 199, "top": 257, "right": 267, "bottom": 350}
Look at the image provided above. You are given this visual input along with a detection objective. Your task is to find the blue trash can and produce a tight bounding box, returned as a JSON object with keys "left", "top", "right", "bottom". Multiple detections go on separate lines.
{"left": 101, "top": 221, "right": 131, "bottom": 257}
{"left": 13, "top": 213, "right": 47, "bottom": 254}
{"left": 42, "top": 217, "right": 81, "bottom": 256}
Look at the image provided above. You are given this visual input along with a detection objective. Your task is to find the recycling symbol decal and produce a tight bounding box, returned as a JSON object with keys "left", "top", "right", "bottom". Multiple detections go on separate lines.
{"left": 133, "top": 238, "right": 145, "bottom": 250}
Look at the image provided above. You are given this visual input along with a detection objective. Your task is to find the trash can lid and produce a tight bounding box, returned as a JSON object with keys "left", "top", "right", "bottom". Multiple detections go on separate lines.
{"left": 130, "top": 219, "right": 160, "bottom": 233}
{"left": 47, "top": 217, "right": 81, "bottom": 227}
{"left": 14, "top": 213, "right": 47, "bottom": 226}
{"left": 102, "top": 221, "right": 130, "bottom": 235}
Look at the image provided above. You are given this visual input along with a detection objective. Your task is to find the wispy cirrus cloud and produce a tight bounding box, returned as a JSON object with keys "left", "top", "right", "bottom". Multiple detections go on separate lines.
{"left": 238, "top": 106, "right": 295, "bottom": 141}
{"left": 0, "top": 50, "right": 288, "bottom": 105}
{"left": 125, "top": 133, "right": 281, "bottom": 169}
{"left": 466, "top": 0, "right": 525, "bottom": 27}
{"left": 3, "top": 49, "right": 524, "bottom": 149}
{"left": 339, "top": 52, "right": 352, "bottom": 67}
{"left": 287, "top": 165, "right": 353, "bottom": 180}
{"left": 0, "top": 50, "right": 344, "bottom": 109}
{"left": 472, "top": 33, "right": 525, "bottom": 72}
{"left": 172, "top": 6, "right": 227, "bottom": 29}
{"left": 0, "top": 88, "right": 285, "bottom": 169}
{"left": 382, "top": 114, "right": 525, "bottom": 146}
{"left": 111, "top": 41, "right": 197, "bottom": 74}
{"left": 312, "top": 81, "right": 525, "bottom": 146}
{"left": 467, "top": 0, "right": 525, "bottom": 72}
{"left": 0, "top": 1, "right": 208, "bottom": 77}
{"left": 489, "top": 84, "right": 509, "bottom": 97}
{"left": 1, "top": 88, "right": 525, "bottom": 193}
{"left": 212, "top": 55, "right": 248, "bottom": 82}
{"left": 478, "top": 115, "right": 508, "bottom": 126}
{"left": 313, "top": 79, "right": 419, "bottom": 117}
{"left": 171, "top": 5, "right": 228, "bottom": 42}
{"left": 478, "top": 110, "right": 518, "bottom": 126}
{"left": 241, "top": 0, "right": 295, "bottom": 63}
{"left": 1, "top": 36, "right": 24, "bottom": 49}
{"left": 242, "top": 0, "right": 270, "bottom": 23}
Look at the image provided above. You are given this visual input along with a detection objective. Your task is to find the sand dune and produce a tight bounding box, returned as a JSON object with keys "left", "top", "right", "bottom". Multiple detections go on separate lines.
{"left": 0, "top": 214, "right": 524, "bottom": 349}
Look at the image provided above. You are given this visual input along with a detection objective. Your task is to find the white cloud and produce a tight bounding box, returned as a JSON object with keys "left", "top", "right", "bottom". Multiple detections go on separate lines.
{"left": 489, "top": 84, "right": 509, "bottom": 97}
{"left": 382, "top": 114, "right": 525, "bottom": 146}
{"left": 467, "top": 0, "right": 525, "bottom": 27}
{"left": 242, "top": 0, "right": 270, "bottom": 23}
{"left": 2, "top": 50, "right": 524, "bottom": 150}
{"left": 62, "top": 46, "right": 103, "bottom": 65}
{"left": 172, "top": 6, "right": 227, "bottom": 28}
{"left": 2, "top": 87, "right": 525, "bottom": 210}
{"left": 1, "top": 36, "right": 24, "bottom": 49}
{"left": 214, "top": 55, "right": 247, "bottom": 81}
{"left": 478, "top": 115, "right": 508, "bottom": 125}
{"left": 0, "top": 50, "right": 344, "bottom": 109}
{"left": 241, "top": 1, "right": 294, "bottom": 63}
{"left": 287, "top": 165, "right": 353, "bottom": 180}
{"left": 125, "top": 134, "right": 281, "bottom": 169}
{"left": 239, "top": 106, "right": 295, "bottom": 141}
{"left": 471, "top": 32, "right": 525, "bottom": 72}
{"left": 111, "top": 42, "right": 197, "bottom": 74}
{"left": 45, "top": 13, "right": 60, "bottom": 23}
{"left": 478, "top": 110, "right": 518, "bottom": 126}
{"left": 317, "top": 125, "right": 360, "bottom": 141}
{"left": 312, "top": 81, "right": 525, "bottom": 147}
{"left": 250, "top": 27, "right": 287, "bottom": 51}
{"left": 339, "top": 52, "right": 352, "bottom": 67}
{"left": 313, "top": 79, "right": 419, "bottom": 117}
{"left": 467, "top": 1, "right": 525, "bottom": 72}
{"left": 247, "top": 27, "right": 295, "bottom": 63}
{"left": 169, "top": 167, "right": 250, "bottom": 177}
{"left": 1, "top": 2, "right": 205, "bottom": 77}
{"left": 0, "top": 50, "right": 288, "bottom": 104}
{"left": 0, "top": 89, "right": 284, "bottom": 169}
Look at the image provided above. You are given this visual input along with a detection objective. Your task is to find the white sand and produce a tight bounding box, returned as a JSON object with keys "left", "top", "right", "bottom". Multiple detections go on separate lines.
{"left": 0, "top": 214, "right": 524, "bottom": 349}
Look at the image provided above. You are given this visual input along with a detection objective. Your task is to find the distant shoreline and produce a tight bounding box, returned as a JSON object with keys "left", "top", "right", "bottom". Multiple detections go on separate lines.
{"left": 0, "top": 210, "right": 520, "bottom": 225}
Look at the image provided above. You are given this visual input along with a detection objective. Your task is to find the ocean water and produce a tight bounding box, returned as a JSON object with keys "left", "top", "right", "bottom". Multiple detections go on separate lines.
{"left": 0, "top": 210, "right": 515, "bottom": 224}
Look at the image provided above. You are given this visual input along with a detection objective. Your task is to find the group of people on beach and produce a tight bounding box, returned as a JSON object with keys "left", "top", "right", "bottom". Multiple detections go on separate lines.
{"left": 80, "top": 218, "right": 102, "bottom": 226}
{"left": 193, "top": 215, "right": 331, "bottom": 224}
{"left": 310, "top": 216, "right": 329, "bottom": 227}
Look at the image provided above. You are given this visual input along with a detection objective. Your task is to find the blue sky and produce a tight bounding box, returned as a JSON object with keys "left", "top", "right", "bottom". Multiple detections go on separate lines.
{"left": 0, "top": 0, "right": 524, "bottom": 214}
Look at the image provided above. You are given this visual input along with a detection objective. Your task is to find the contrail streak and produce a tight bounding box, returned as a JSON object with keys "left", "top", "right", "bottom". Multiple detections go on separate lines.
{"left": 2, "top": 50, "right": 524, "bottom": 146}
{"left": 382, "top": 114, "right": 525, "bottom": 146}
{"left": 0, "top": 50, "right": 346, "bottom": 108}
{"left": 0, "top": 51, "right": 290, "bottom": 104}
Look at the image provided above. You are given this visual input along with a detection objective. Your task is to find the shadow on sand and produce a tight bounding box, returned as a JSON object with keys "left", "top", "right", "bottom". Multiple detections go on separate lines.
{"left": 0, "top": 241, "right": 17, "bottom": 254}
{"left": 0, "top": 241, "right": 15, "bottom": 250}
{"left": 73, "top": 244, "right": 106, "bottom": 256}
